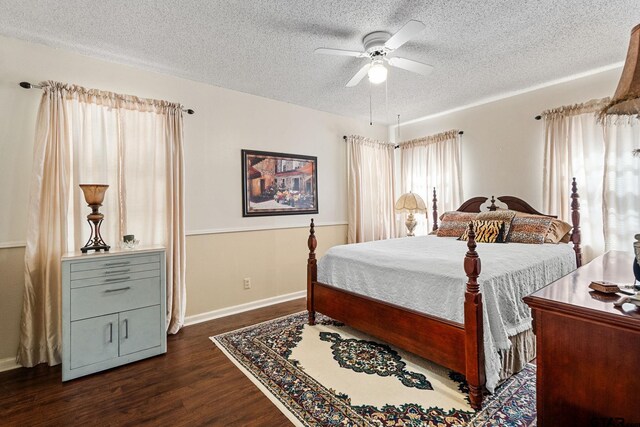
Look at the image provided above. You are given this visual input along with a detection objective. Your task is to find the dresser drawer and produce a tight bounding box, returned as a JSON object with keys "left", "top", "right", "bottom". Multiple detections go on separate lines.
{"left": 70, "top": 277, "right": 160, "bottom": 321}
{"left": 70, "top": 254, "right": 161, "bottom": 273}
{"left": 70, "top": 263, "right": 160, "bottom": 288}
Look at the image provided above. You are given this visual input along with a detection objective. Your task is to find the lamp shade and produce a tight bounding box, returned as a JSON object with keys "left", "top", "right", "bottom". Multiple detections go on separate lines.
{"left": 601, "top": 23, "right": 640, "bottom": 118}
{"left": 395, "top": 192, "right": 427, "bottom": 213}
{"left": 79, "top": 184, "right": 109, "bottom": 205}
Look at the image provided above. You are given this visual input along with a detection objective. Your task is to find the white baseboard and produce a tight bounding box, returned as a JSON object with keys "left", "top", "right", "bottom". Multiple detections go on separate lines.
{"left": 0, "top": 357, "right": 21, "bottom": 372}
{"left": 184, "top": 290, "right": 306, "bottom": 327}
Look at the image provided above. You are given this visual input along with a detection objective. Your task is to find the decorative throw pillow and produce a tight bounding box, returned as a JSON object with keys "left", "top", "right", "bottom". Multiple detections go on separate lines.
{"left": 436, "top": 211, "right": 478, "bottom": 238}
{"left": 459, "top": 219, "right": 506, "bottom": 243}
{"left": 476, "top": 210, "right": 517, "bottom": 237}
{"left": 545, "top": 219, "right": 573, "bottom": 244}
{"left": 513, "top": 211, "right": 572, "bottom": 244}
{"left": 508, "top": 216, "right": 553, "bottom": 244}
{"left": 560, "top": 231, "right": 572, "bottom": 243}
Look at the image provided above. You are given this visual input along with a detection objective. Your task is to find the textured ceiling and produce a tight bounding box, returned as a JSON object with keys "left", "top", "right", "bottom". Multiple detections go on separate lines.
{"left": 1, "top": 1, "right": 639, "bottom": 124}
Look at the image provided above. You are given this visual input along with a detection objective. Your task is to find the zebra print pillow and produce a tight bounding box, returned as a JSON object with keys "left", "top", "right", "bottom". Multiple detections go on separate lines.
{"left": 459, "top": 219, "right": 506, "bottom": 243}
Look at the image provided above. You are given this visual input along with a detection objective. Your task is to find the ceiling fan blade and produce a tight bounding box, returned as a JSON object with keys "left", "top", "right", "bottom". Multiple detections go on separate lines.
{"left": 384, "top": 20, "right": 426, "bottom": 50}
{"left": 387, "top": 57, "right": 434, "bottom": 76}
{"left": 346, "top": 63, "right": 371, "bottom": 87}
{"left": 315, "top": 48, "right": 367, "bottom": 58}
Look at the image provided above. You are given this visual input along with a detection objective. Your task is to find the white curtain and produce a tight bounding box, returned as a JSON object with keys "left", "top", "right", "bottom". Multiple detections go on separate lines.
{"left": 603, "top": 118, "right": 640, "bottom": 252}
{"left": 347, "top": 135, "right": 396, "bottom": 243}
{"left": 18, "top": 81, "right": 186, "bottom": 367}
{"left": 398, "top": 130, "right": 463, "bottom": 236}
{"left": 543, "top": 98, "right": 640, "bottom": 261}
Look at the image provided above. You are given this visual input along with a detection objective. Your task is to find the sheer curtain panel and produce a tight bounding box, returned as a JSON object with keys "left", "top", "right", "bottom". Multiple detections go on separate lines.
{"left": 543, "top": 98, "right": 640, "bottom": 261}
{"left": 603, "top": 118, "right": 640, "bottom": 252}
{"left": 18, "top": 82, "right": 186, "bottom": 367}
{"left": 398, "top": 130, "right": 463, "bottom": 236}
{"left": 347, "top": 135, "right": 396, "bottom": 243}
{"left": 542, "top": 99, "right": 608, "bottom": 261}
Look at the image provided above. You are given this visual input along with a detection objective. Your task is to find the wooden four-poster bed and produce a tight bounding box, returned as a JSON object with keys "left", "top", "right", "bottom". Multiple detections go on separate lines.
{"left": 305, "top": 179, "right": 582, "bottom": 409}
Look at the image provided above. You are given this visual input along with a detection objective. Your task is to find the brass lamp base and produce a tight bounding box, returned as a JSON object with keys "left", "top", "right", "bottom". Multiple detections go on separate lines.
{"left": 80, "top": 216, "right": 110, "bottom": 253}
{"left": 79, "top": 184, "right": 110, "bottom": 253}
{"left": 405, "top": 212, "right": 417, "bottom": 237}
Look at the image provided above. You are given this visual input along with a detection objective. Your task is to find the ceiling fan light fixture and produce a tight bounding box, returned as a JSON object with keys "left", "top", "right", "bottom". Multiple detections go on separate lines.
{"left": 368, "top": 60, "right": 387, "bottom": 84}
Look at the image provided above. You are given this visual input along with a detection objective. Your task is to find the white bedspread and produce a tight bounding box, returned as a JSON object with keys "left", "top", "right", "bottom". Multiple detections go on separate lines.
{"left": 317, "top": 235, "right": 576, "bottom": 392}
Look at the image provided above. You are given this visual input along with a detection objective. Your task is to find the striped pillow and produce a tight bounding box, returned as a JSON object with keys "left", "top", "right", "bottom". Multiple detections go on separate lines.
{"left": 508, "top": 216, "right": 553, "bottom": 244}
{"left": 459, "top": 219, "right": 506, "bottom": 243}
{"left": 437, "top": 211, "right": 478, "bottom": 238}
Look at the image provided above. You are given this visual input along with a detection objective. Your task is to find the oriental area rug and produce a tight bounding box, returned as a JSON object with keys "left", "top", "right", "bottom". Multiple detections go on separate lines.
{"left": 211, "top": 312, "right": 536, "bottom": 426}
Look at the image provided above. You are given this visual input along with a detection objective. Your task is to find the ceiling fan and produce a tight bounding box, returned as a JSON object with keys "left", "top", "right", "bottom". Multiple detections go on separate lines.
{"left": 315, "top": 20, "right": 433, "bottom": 87}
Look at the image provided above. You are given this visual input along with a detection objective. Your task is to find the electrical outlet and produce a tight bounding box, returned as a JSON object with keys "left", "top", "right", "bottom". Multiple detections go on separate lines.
{"left": 243, "top": 278, "right": 251, "bottom": 289}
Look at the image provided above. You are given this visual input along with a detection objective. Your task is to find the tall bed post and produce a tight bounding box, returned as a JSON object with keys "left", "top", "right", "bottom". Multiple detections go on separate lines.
{"left": 570, "top": 178, "right": 583, "bottom": 267}
{"left": 432, "top": 187, "right": 438, "bottom": 232}
{"left": 463, "top": 223, "right": 485, "bottom": 410}
{"left": 307, "top": 219, "right": 317, "bottom": 325}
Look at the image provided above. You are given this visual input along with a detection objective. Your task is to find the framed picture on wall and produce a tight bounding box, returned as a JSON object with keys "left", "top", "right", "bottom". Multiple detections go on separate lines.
{"left": 241, "top": 149, "right": 318, "bottom": 217}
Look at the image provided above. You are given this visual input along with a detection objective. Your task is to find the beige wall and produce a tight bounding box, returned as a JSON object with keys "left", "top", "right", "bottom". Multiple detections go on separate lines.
{"left": 0, "top": 35, "right": 384, "bottom": 361}
{"left": 186, "top": 224, "right": 346, "bottom": 316}
{"left": 391, "top": 68, "right": 621, "bottom": 210}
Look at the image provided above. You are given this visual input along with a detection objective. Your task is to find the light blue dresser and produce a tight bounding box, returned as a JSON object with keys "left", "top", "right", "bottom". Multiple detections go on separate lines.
{"left": 61, "top": 247, "right": 167, "bottom": 381}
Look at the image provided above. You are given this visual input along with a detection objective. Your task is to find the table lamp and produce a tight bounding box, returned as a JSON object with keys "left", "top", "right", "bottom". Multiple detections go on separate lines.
{"left": 79, "top": 184, "right": 110, "bottom": 253}
{"left": 395, "top": 192, "right": 427, "bottom": 236}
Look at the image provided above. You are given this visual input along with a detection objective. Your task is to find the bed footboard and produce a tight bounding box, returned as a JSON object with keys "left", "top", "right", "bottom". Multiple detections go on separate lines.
{"left": 305, "top": 219, "right": 486, "bottom": 410}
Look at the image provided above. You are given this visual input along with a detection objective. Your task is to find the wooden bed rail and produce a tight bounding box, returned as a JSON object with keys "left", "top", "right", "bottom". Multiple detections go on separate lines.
{"left": 463, "top": 222, "right": 485, "bottom": 410}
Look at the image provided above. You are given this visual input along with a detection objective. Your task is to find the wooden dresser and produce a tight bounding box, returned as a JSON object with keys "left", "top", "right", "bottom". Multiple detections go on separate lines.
{"left": 61, "top": 247, "right": 167, "bottom": 381}
{"left": 524, "top": 251, "right": 640, "bottom": 426}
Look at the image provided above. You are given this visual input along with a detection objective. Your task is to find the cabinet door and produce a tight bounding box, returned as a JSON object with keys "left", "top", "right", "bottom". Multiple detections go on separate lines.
{"left": 119, "top": 305, "right": 162, "bottom": 356}
{"left": 70, "top": 313, "right": 119, "bottom": 369}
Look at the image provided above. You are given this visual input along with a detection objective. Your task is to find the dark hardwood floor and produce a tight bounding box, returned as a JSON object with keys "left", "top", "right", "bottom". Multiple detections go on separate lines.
{"left": 0, "top": 298, "right": 306, "bottom": 426}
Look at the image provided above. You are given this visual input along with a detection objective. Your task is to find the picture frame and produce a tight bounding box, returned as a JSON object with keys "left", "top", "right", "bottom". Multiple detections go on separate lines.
{"left": 241, "top": 149, "right": 318, "bottom": 217}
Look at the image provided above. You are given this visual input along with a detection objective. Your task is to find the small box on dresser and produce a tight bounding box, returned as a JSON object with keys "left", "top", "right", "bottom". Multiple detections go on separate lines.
{"left": 62, "top": 246, "right": 167, "bottom": 381}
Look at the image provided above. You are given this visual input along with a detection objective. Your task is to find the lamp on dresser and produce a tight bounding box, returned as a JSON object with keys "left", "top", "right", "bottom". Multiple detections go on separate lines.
{"left": 395, "top": 192, "right": 427, "bottom": 236}
{"left": 79, "top": 184, "right": 110, "bottom": 253}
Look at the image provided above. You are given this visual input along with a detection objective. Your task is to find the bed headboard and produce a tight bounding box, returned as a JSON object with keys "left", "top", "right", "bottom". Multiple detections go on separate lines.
{"left": 430, "top": 178, "right": 582, "bottom": 267}
{"left": 456, "top": 195, "right": 557, "bottom": 218}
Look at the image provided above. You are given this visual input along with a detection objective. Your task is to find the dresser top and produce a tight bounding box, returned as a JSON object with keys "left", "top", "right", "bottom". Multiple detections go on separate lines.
{"left": 62, "top": 245, "right": 165, "bottom": 260}
{"left": 524, "top": 251, "right": 640, "bottom": 325}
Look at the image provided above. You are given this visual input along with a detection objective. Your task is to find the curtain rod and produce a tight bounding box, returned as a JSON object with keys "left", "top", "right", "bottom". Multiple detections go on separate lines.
{"left": 19, "top": 82, "right": 195, "bottom": 115}
{"left": 343, "top": 131, "right": 465, "bottom": 149}
{"left": 534, "top": 115, "right": 542, "bottom": 120}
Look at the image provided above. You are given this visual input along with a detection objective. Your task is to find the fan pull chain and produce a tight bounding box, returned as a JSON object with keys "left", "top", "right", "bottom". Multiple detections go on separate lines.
{"left": 385, "top": 77, "right": 389, "bottom": 125}
{"left": 369, "top": 80, "right": 373, "bottom": 126}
